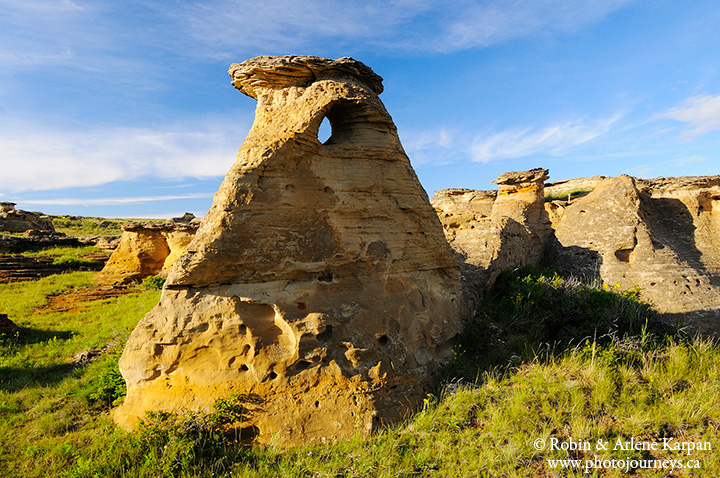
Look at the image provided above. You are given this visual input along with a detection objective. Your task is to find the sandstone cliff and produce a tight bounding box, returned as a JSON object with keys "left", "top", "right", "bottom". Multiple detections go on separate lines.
{"left": 550, "top": 175, "right": 720, "bottom": 334}
{"left": 432, "top": 171, "right": 720, "bottom": 334}
{"left": 115, "top": 56, "right": 464, "bottom": 445}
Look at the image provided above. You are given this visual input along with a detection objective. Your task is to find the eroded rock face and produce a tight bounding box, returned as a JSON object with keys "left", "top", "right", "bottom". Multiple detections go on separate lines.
{"left": 115, "top": 56, "right": 464, "bottom": 445}
{"left": 97, "top": 220, "right": 198, "bottom": 285}
{"left": 549, "top": 175, "right": 720, "bottom": 333}
{"left": 0, "top": 202, "right": 54, "bottom": 233}
{"left": 431, "top": 168, "right": 551, "bottom": 303}
{"left": 434, "top": 170, "right": 720, "bottom": 334}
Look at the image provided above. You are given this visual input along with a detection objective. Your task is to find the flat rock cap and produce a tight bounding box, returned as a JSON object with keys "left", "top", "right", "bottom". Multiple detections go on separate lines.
{"left": 493, "top": 167, "right": 549, "bottom": 185}
{"left": 228, "top": 55, "right": 384, "bottom": 98}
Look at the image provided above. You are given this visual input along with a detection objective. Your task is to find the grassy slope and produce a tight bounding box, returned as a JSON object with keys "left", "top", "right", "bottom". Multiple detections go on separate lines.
{"left": 1, "top": 270, "right": 719, "bottom": 477}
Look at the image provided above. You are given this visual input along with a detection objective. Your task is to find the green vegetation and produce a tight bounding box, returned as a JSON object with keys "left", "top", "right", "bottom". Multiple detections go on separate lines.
{"left": 51, "top": 216, "right": 125, "bottom": 237}
{"left": 24, "top": 245, "right": 105, "bottom": 269}
{"left": 545, "top": 187, "right": 593, "bottom": 202}
{"left": 139, "top": 274, "right": 166, "bottom": 290}
{"left": 50, "top": 215, "right": 161, "bottom": 237}
{"left": 1, "top": 268, "right": 719, "bottom": 477}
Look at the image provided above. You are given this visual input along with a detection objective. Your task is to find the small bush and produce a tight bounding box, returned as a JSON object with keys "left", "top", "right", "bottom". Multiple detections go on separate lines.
{"left": 84, "top": 349, "right": 127, "bottom": 407}
{"left": 139, "top": 275, "right": 166, "bottom": 290}
{"left": 448, "top": 266, "right": 675, "bottom": 380}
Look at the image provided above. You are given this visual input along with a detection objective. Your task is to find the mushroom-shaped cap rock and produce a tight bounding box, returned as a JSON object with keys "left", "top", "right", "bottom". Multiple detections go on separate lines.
{"left": 493, "top": 168, "right": 550, "bottom": 186}
{"left": 228, "top": 55, "right": 384, "bottom": 98}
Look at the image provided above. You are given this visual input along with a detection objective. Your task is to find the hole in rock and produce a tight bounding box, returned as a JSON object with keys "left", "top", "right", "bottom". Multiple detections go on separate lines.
{"left": 297, "top": 302, "right": 307, "bottom": 311}
{"left": 239, "top": 364, "right": 249, "bottom": 372}
{"left": 314, "top": 400, "right": 320, "bottom": 408}
{"left": 267, "top": 371, "right": 278, "bottom": 381}
{"left": 318, "top": 116, "right": 332, "bottom": 144}
{"left": 294, "top": 360, "right": 311, "bottom": 371}
{"left": 614, "top": 248, "right": 633, "bottom": 263}
{"left": 316, "top": 325, "right": 333, "bottom": 343}
{"left": 239, "top": 324, "right": 247, "bottom": 334}
{"left": 378, "top": 334, "right": 389, "bottom": 346}
{"left": 318, "top": 272, "right": 333, "bottom": 282}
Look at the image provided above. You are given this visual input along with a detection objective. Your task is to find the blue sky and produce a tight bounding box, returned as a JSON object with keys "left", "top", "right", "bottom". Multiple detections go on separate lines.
{"left": 2, "top": 0, "right": 719, "bottom": 218}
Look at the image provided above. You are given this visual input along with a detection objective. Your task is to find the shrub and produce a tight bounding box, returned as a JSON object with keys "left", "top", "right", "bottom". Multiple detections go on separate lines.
{"left": 139, "top": 275, "right": 166, "bottom": 290}
{"left": 447, "top": 266, "right": 675, "bottom": 380}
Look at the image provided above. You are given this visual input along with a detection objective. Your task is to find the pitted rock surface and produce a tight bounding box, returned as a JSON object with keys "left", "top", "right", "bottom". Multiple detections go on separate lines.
{"left": 433, "top": 170, "right": 720, "bottom": 334}
{"left": 115, "top": 55, "right": 464, "bottom": 445}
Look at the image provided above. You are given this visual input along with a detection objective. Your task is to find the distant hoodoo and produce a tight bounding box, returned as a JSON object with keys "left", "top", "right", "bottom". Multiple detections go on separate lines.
{"left": 115, "top": 56, "right": 465, "bottom": 445}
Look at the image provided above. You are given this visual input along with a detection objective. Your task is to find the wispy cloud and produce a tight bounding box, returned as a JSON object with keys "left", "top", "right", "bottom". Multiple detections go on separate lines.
{"left": 400, "top": 127, "right": 462, "bottom": 165}
{"left": 656, "top": 94, "right": 720, "bottom": 139}
{"left": 0, "top": 116, "right": 247, "bottom": 193}
{"left": 21, "top": 193, "right": 214, "bottom": 206}
{"left": 470, "top": 115, "right": 621, "bottom": 163}
{"left": 425, "top": 0, "right": 634, "bottom": 52}
{"left": 171, "top": 0, "right": 634, "bottom": 56}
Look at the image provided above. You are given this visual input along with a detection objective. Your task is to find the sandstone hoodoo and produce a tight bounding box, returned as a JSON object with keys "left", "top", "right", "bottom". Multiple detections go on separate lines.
{"left": 433, "top": 169, "right": 720, "bottom": 335}
{"left": 115, "top": 56, "right": 465, "bottom": 445}
{"left": 0, "top": 202, "right": 54, "bottom": 233}
{"left": 431, "top": 168, "right": 551, "bottom": 305}
{"left": 96, "top": 217, "right": 199, "bottom": 285}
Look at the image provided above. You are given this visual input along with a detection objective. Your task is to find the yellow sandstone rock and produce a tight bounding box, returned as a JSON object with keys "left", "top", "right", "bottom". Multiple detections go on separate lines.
{"left": 115, "top": 56, "right": 465, "bottom": 445}
{"left": 97, "top": 220, "right": 198, "bottom": 285}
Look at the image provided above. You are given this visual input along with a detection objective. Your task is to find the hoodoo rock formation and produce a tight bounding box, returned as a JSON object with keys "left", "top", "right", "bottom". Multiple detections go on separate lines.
{"left": 115, "top": 56, "right": 464, "bottom": 445}
{"left": 0, "top": 202, "right": 54, "bottom": 233}
{"left": 433, "top": 170, "right": 720, "bottom": 334}
{"left": 431, "top": 168, "right": 551, "bottom": 306}
{"left": 96, "top": 218, "right": 198, "bottom": 285}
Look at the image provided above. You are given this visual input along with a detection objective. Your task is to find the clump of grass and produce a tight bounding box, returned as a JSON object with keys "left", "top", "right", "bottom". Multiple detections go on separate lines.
{"left": 544, "top": 187, "right": 593, "bottom": 202}
{"left": 23, "top": 245, "right": 104, "bottom": 269}
{"left": 24, "top": 245, "right": 102, "bottom": 259}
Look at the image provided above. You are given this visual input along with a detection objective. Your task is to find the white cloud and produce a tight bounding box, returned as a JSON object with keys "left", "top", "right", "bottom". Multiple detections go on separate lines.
{"left": 171, "top": 0, "right": 634, "bottom": 56}
{"left": 400, "top": 127, "right": 458, "bottom": 164}
{"left": 470, "top": 115, "right": 621, "bottom": 162}
{"left": 656, "top": 94, "right": 720, "bottom": 139}
{"left": 21, "top": 194, "right": 213, "bottom": 206}
{"left": 0, "top": 116, "right": 247, "bottom": 193}
{"left": 427, "top": 0, "right": 634, "bottom": 52}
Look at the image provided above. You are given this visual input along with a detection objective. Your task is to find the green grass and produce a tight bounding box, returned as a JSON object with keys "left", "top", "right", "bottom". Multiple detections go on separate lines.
{"left": 50, "top": 216, "right": 162, "bottom": 237}
{"left": 1, "top": 269, "right": 719, "bottom": 477}
{"left": 23, "top": 245, "right": 105, "bottom": 269}
{"left": 545, "top": 187, "right": 593, "bottom": 202}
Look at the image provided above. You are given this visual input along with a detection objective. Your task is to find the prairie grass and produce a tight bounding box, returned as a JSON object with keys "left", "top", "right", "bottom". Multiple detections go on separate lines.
{"left": 1, "top": 268, "right": 719, "bottom": 477}
{"left": 50, "top": 216, "right": 163, "bottom": 237}
{"left": 50, "top": 216, "right": 126, "bottom": 237}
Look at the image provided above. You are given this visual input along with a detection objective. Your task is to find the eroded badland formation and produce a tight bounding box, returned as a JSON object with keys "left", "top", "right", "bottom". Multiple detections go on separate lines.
{"left": 114, "top": 56, "right": 465, "bottom": 445}
{"left": 4, "top": 55, "right": 719, "bottom": 448}
{"left": 432, "top": 171, "right": 720, "bottom": 334}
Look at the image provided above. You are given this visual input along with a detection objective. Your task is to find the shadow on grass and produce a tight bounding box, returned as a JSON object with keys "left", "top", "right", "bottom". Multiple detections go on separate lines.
{"left": 1, "top": 326, "right": 73, "bottom": 345}
{"left": 0, "top": 327, "right": 76, "bottom": 391}
{"left": 0, "top": 362, "right": 77, "bottom": 391}
{"left": 443, "top": 266, "right": 679, "bottom": 384}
